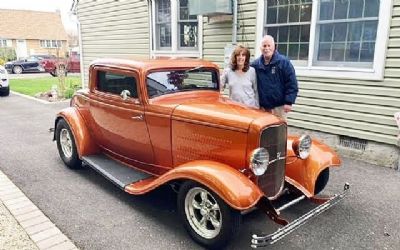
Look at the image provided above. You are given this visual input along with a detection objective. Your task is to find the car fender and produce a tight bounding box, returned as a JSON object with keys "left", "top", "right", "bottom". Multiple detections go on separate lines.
{"left": 54, "top": 107, "right": 99, "bottom": 158}
{"left": 285, "top": 136, "right": 341, "bottom": 197}
{"left": 125, "top": 160, "right": 264, "bottom": 210}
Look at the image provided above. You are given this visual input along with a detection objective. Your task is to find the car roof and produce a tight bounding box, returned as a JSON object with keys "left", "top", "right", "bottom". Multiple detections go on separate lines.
{"left": 90, "top": 57, "right": 219, "bottom": 72}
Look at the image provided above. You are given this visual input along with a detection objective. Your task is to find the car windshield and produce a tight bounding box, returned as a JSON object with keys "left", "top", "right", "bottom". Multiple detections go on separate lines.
{"left": 146, "top": 68, "right": 219, "bottom": 98}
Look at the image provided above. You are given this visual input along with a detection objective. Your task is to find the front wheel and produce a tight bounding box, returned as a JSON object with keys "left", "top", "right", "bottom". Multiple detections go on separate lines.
{"left": 177, "top": 181, "right": 241, "bottom": 249}
{"left": 12, "top": 65, "right": 22, "bottom": 74}
{"left": 55, "top": 119, "right": 82, "bottom": 169}
{"left": 314, "top": 168, "right": 330, "bottom": 195}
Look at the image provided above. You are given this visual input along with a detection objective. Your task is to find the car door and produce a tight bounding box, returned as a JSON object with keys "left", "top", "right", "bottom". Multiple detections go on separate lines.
{"left": 88, "top": 67, "right": 154, "bottom": 164}
{"left": 23, "top": 56, "right": 40, "bottom": 72}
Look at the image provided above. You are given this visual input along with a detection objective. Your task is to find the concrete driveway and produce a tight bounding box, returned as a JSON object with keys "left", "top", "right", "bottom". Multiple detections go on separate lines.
{"left": 0, "top": 93, "right": 399, "bottom": 250}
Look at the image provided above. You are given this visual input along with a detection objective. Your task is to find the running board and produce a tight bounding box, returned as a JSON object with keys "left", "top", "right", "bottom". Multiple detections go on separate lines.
{"left": 82, "top": 155, "right": 151, "bottom": 190}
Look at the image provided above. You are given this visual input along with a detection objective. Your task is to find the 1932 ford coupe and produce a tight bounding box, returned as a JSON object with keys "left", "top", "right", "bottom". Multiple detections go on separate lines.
{"left": 53, "top": 58, "right": 349, "bottom": 249}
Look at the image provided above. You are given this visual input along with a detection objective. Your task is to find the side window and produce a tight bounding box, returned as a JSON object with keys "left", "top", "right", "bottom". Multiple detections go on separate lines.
{"left": 97, "top": 71, "right": 138, "bottom": 98}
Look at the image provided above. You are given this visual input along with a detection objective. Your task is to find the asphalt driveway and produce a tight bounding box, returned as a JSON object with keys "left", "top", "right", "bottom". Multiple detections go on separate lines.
{"left": 0, "top": 92, "right": 399, "bottom": 250}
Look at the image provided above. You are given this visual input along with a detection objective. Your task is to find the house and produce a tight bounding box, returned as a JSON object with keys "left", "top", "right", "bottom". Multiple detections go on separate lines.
{"left": 0, "top": 9, "right": 68, "bottom": 59}
{"left": 75, "top": 0, "right": 400, "bottom": 169}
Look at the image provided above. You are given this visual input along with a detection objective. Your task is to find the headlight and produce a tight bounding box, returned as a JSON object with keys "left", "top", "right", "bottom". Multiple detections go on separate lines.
{"left": 250, "top": 147, "right": 270, "bottom": 176}
{"left": 292, "top": 134, "right": 312, "bottom": 159}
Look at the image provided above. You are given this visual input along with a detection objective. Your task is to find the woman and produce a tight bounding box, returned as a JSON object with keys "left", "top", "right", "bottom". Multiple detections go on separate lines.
{"left": 221, "top": 44, "right": 259, "bottom": 108}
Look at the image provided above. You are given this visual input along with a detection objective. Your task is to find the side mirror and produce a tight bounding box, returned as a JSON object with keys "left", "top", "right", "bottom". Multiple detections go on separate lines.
{"left": 120, "top": 89, "right": 131, "bottom": 100}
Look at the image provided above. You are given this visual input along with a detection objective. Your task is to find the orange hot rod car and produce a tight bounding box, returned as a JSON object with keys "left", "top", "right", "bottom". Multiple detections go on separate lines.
{"left": 53, "top": 58, "right": 349, "bottom": 249}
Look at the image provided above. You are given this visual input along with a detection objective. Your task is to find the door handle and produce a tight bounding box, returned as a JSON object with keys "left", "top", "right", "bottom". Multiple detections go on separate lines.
{"left": 131, "top": 114, "right": 144, "bottom": 121}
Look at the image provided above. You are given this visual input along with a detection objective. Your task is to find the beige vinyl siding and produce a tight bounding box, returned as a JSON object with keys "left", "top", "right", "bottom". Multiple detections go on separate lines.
{"left": 202, "top": 0, "right": 257, "bottom": 67}
{"left": 289, "top": 2, "right": 400, "bottom": 145}
{"left": 78, "top": 0, "right": 149, "bottom": 86}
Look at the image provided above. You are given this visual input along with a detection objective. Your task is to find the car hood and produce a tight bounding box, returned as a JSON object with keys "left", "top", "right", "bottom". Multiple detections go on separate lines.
{"left": 156, "top": 91, "right": 277, "bottom": 131}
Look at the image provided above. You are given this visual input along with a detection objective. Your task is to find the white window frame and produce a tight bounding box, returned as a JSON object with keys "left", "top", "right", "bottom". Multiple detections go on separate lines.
{"left": 40, "top": 39, "right": 62, "bottom": 48}
{"left": 0, "top": 39, "right": 12, "bottom": 47}
{"left": 149, "top": 0, "right": 203, "bottom": 58}
{"left": 256, "top": 0, "right": 393, "bottom": 80}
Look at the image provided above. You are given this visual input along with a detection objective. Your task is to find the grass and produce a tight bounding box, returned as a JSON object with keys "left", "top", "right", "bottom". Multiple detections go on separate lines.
{"left": 10, "top": 76, "right": 81, "bottom": 96}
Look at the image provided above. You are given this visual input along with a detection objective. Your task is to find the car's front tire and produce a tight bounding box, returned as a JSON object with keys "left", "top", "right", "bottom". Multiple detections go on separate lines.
{"left": 177, "top": 181, "right": 241, "bottom": 249}
{"left": 55, "top": 119, "right": 82, "bottom": 169}
{"left": 314, "top": 168, "right": 330, "bottom": 195}
{"left": 12, "top": 65, "right": 22, "bottom": 74}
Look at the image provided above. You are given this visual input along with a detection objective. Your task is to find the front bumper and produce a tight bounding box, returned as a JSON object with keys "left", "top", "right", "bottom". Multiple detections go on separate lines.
{"left": 251, "top": 183, "right": 350, "bottom": 248}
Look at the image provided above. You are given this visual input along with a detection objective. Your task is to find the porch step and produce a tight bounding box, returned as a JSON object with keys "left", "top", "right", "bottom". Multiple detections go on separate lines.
{"left": 82, "top": 154, "right": 151, "bottom": 190}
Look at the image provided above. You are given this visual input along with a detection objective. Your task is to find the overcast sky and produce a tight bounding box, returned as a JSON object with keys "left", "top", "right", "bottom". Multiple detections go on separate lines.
{"left": 0, "top": 0, "right": 77, "bottom": 33}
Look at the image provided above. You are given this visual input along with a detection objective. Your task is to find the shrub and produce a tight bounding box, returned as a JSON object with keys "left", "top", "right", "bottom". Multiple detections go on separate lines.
{"left": 63, "top": 78, "right": 81, "bottom": 99}
{"left": 0, "top": 48, "right": 17, "bottom": 62}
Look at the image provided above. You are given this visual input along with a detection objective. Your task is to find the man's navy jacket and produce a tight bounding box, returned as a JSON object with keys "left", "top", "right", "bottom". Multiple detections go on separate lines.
{"left": 251, "top": 51, "right": 298, "bottom": 109}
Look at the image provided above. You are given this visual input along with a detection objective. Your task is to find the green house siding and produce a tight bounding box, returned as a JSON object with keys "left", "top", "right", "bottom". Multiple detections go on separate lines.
{"left": 203, "top": 1, "right": 399, "bottom": 145}
{"left": 291, "top": 3, "right": 400, "bottom": 146}
{"left": 202, "top": 0, "right": 257, "bottom": 66}
{"left": 78, "top": 0, "right": 150, "bottom": 85}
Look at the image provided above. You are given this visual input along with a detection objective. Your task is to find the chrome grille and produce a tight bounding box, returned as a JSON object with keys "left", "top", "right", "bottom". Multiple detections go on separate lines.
{"left": 258, "top": 124, "right": 287, "bottom": 199}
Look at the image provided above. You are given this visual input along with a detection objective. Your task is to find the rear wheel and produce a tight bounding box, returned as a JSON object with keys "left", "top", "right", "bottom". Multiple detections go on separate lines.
{"left": 315, "top": 168, "right": 330, "bottom": 195}
{"left": 177, "top": 181, "right": 241, "bottom": 249}
{"left": 55, "top": 119, "right": 82, "bottom": 169}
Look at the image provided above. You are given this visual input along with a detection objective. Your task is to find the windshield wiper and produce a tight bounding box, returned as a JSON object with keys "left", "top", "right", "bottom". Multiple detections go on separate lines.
{"left": 184, "top": 65, "right": 204, "bottom": 73}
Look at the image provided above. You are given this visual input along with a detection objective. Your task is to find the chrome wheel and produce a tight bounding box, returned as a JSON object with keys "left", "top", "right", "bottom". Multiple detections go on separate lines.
{"left": 184, "top": 187, "right": 222, "bottom": 239}
{"left": 59, "top": 128, "right": 73, "bottom": 158}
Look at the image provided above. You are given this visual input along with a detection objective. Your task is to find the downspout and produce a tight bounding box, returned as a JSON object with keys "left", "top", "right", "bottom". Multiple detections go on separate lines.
{"left": 71, "top": 0, "right": 85, "bottom": 88}
{"left": 232, "top": 0, "right": 238, "bottom": 44}
{"left": 77, "top": 20, "right": 84, "bottom": 89}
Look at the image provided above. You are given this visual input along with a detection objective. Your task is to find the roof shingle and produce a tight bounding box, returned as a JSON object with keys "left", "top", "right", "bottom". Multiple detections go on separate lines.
{"left": 0, "top": 9, "right": 68, "bottom": 40}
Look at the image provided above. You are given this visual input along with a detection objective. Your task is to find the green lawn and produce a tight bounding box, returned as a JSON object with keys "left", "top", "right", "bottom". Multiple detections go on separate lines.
{"left": 10, "top": 76, "right": 81, "bottom": 96}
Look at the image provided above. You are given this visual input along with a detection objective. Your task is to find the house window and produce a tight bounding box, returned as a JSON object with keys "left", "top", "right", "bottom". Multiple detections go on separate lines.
{"left": 264, "top": 0, "right": 312, "bottom": 62}
{"left": 151, "top": 0, "right": 200, "bottom": 56}
{"left": 178, "top": 0, "right": 198, "bottom": 50}
{"left": 40, "top": 40, "right": 62, "bottom": 48}
{"left": 315, "top": 0, "right": 379, "bottom": 67}
{"left": 0, "top": 39, "right": 11, "bottom": 47}
{"left": 155, "top": 0, "right": 172, "bottom": 49}
{"left": 260, "top": 0, "right": 390, "bottom": 80}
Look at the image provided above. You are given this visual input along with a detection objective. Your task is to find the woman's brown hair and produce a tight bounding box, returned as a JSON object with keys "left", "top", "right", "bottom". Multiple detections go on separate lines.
{"left": 230, "top": 44, "right": 250, "bottom": 72}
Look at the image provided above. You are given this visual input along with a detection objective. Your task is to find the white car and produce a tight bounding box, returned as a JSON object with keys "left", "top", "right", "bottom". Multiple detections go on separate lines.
{"left": 0, "top": 65, "right": 10, "bottom": 96}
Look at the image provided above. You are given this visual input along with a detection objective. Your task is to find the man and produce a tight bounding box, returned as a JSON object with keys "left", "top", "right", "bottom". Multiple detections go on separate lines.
{"left": 251, "top": 35, "right": 298, "bottom": 121}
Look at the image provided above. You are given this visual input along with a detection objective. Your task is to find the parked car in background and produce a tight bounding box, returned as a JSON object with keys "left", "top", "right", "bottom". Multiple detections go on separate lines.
{"left": 0, "top": 65, "right": 10, "bottom": 96}
{"left": 4, "top": 54, "right": 55, "bottom": 74}
{"left": 42, "top": 52, "right": 81, "bottom": 77}
{"left": 53, "top": 58, "right": 349, "bottom": 249}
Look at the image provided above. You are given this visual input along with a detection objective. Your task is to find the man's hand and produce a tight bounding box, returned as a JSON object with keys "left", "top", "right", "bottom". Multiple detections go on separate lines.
{"left": 283, "top": 104, "right": 292, "bottom": 113}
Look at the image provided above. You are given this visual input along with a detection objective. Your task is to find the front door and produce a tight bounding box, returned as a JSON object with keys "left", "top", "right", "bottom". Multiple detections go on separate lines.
{"left": 88, "top": 68, "right": 154, "bottom": 164}
{"left": 16, "top": 40, "right": 28, "bottom": 59}
{"left": 24, "top": 56, "right": 40, "bottom": 72}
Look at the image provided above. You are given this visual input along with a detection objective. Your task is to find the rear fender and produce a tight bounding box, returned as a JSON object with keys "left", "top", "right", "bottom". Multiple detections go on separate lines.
{"left": 125, "top": 160, "right": 264, "bottom": 210}
{"left": 285, "top": 136, "right": 341, "bottom": 197}
{"left": 54, "top": 107, "right": 99, "bottom": 158}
